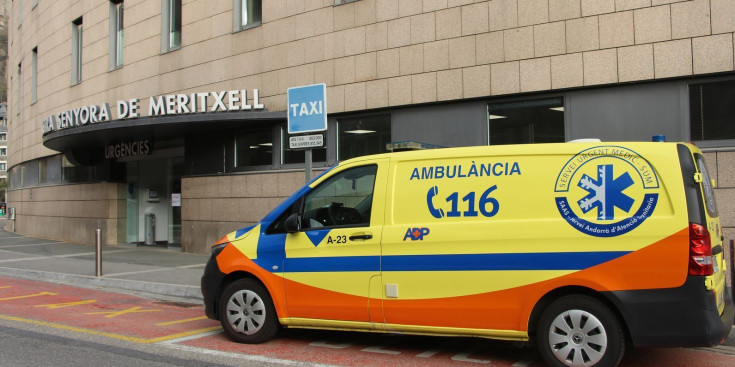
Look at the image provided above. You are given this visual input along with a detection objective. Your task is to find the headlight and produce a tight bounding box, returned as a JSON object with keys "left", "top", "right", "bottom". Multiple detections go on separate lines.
{"left": 210, "top": 235, "right": 230, "bottom": 258}
{"left": 210, "top": 242, "right": 228, "bottom": 258}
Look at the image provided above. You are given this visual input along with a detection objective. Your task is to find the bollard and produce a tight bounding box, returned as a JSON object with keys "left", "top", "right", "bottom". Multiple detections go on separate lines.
{"left": 95, "top": 229, "right": 102, "bottom": 277}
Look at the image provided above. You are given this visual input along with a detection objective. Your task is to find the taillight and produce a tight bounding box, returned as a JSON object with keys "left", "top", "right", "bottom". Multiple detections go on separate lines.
{"left": 689, "top": 223, "right": 713, "bottom": 276}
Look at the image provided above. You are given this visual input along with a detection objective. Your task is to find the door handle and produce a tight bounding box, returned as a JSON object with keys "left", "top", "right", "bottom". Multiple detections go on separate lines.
{"left": 349, "top": 233, "right": 373, "bottom": 241}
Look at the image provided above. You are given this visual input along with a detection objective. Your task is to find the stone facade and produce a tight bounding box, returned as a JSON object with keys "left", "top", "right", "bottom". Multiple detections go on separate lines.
{"left": 8, "top": 1, "right": 735, "bottom": 168}
{"left": 180, "top": 170, "right": 315, "bottom": 253}
{"left": 5, "top": 182, "right": 126, "bottom": 245}
{"left": 4, "top": 0, "right": 735, "bottom": 260}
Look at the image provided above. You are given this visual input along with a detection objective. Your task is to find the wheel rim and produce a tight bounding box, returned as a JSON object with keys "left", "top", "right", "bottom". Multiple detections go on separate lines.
{"left": 548, "top": 309, "right": 608, "bottom": 367}
{"left": 225, "top": 289, "right": 267, "bottom": 335}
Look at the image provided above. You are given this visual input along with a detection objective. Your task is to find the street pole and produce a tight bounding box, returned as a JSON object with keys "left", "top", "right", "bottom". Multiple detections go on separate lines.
{"left": 305, "top": 148, "right": 312, "bottom": 183}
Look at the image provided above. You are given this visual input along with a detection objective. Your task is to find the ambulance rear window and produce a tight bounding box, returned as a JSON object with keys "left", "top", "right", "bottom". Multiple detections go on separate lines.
{"left": 695, "top": 154, "right": 718, "bottom": 217}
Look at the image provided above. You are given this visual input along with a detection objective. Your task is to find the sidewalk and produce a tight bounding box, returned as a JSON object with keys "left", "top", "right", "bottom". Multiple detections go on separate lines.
{"left": 0, "top": 218, "right": 208, "bottom": 302}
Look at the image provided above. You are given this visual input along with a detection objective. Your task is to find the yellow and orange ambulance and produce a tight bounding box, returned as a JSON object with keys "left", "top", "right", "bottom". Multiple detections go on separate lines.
{"left": 201, "top": 141, "right": 733, "bottom": 367}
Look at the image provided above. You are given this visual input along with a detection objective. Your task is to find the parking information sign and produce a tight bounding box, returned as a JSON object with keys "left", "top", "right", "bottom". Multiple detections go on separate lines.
{"left": 287, "top": 83, "right": 327, "bottom": 134}
{"left": 290, "top": 134, "right": 324, "bottom": 149}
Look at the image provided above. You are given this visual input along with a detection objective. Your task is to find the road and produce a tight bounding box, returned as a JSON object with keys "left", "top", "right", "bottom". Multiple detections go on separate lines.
{"left": 0, "top": 276, "right": 733, "bottom": 367}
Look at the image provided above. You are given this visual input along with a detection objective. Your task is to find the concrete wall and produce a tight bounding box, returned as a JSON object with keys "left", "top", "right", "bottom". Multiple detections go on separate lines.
{"left": 181, "top": 170, "right": 316, "bottom": 254}
{"left": 3, "top": 182, "right": 127, "bottom": 246}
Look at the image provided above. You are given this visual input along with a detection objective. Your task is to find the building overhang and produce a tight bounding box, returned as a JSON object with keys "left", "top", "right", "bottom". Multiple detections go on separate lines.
{"left": 42, "top": 110, "right": 286, "bottom": 165}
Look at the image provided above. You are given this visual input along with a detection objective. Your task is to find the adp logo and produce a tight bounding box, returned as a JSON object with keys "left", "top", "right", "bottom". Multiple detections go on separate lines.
{"left": 554, "top": 146, "right": 659, "bottom": 237}
{"left": 404, "top": 227, "right": 430, "bottom": 241}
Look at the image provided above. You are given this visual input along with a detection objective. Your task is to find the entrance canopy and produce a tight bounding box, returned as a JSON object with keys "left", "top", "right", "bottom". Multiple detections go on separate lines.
{"left": 42, "top": 110, "right": 286, "bottom": 166}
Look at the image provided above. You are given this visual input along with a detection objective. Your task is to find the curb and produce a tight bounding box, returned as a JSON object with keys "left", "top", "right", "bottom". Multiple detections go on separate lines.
{"left": 0, "top": 266, "right": 203, "bottom": 301}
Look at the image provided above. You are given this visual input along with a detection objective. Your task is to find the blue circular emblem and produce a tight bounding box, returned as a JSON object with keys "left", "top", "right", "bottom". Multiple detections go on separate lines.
{"left": 554, "top": 146, "right": 659, "bottom": 237}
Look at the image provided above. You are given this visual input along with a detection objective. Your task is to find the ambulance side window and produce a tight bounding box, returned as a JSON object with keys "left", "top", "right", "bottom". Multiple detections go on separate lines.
{"left": 695, "top": 154, "right": 718, "bottom": 217}
{"left": 301, "top": 165, "right": 377, "bottom": 229}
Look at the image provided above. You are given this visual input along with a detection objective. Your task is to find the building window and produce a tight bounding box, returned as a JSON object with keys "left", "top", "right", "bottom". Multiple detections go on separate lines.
{"left": 61, "top": 155, "right": 76, "bottom": 182}
{"left": 31, "top": 47, "right": 37, "bottom": 103}
{"left": 71, "top": 17, "right": 83, "bottom": 85}
{"left": 38, "top": 158, "right": 47, "bottom": 184}
{"left": 281, "top": 127, "right": 326, "bottom": 165}
{"left": 17, "top": 0, "right": 22, "bottom": 27}
{"left": 690, "top": 80, "right": 735, "bottom": 142}
{"left": 162, "top": 0, "right": 181, "bottom": 52}
{"left": 233, "top": 0, "right": 261, "bottom": 32}
{"left": 0, "top": 133, "right": 6, "bottom": 141}
{"left": 9, "top": 166, "right": 20, "bottom": 189}
{"left": 110, "top": 1, "right": 124, "bottom": 69}
{"left": 0, "top": 163, "right": 6, "bottom": 171}
{"left": 235, "top": 128, "right": 273, "bottom": 167}
{"left": 16, "top": 63, "right": 21, "bottom": 114}
{"left": 488, "top": 98, "right": 565, "bottom": 145}
{"left": 338, "top": 115, "right": 391, "bottom": 161}
{"left": 32, "top": 0, "right": 37, "bottom": 9}
{"left": 0, "top": 148, "right": 6, "bottom": 156}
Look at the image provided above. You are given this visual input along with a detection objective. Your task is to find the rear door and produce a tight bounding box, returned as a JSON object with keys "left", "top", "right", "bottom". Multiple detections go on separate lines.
{"left": 692, "top": 153, "right": 727, "bottom": 315}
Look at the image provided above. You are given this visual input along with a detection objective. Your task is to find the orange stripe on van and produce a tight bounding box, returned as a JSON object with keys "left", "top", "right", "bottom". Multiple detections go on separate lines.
{"left": 219, "top": 228, "right": 689, "bottom": 332}
{"left": 382, "top": 228, "right": 689, "bottom": 332}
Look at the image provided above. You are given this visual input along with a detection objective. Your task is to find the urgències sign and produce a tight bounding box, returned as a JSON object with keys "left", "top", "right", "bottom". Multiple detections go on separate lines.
{"left": 41, "top": 89, "right": 265, "bottom": 135}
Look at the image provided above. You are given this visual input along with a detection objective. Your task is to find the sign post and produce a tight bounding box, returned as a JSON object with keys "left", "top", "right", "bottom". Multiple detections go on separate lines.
{"left": 287, "top": 84, "right": 327, "bottom": 183}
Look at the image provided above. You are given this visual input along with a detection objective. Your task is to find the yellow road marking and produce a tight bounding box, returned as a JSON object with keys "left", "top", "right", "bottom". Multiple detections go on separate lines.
{"left": 0, "top": 286, "right": 11, "bottom": 289}
{"left": 85, "top": 306, "right": 161, "bottom": 318}
{"left": 35, "top": 300, "right": 97, "bottom": 309}
{"left": 156, "top": 316, "right": 208, "bottom": 326}
{"left": 0, "top": 292, "right": 57, "bottom": 301}
{"left": 0, "top": 314, "right": 222, "bottom": 344}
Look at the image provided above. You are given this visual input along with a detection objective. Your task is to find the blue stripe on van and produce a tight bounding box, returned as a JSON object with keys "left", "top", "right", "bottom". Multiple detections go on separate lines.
{"left": 281, "top": 251, "right": 630, "bottom": 273}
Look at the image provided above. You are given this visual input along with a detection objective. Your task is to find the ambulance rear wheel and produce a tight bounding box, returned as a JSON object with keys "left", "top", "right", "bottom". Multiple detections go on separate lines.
{"left": 537, "top": 295, "right": 625, "bottom": 367}
{"left": 218, "top": 278, "right": 279, "bottom": 344}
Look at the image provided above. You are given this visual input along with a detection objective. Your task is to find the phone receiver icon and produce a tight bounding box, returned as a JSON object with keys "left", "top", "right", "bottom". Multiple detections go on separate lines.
{"left": 426, "top": 186, "right": 445, "bottom": 218}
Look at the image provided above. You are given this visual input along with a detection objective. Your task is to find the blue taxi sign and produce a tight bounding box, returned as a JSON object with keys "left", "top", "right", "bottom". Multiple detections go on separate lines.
{"left": 287, "top": 83, "right": 327, "bottom": 134}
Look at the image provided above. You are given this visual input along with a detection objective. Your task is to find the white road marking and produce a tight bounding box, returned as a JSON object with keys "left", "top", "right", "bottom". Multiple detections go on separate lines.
{"left": 512, "top": 356, "right": 535, "bottom": 367}
{"left": 159, "top": 329, "right": 223, "bottom": 344}
{"left": 451, "top": 351, "right": 491, "bottom": 364}
{"left": 361, "top": 345, "right": 401, "bottom": 355}
{"left": 416, "top": 349, "right": 440, "bottom": 358}
{"left": 310, "top": 340, "right": 354, "bottom": 349}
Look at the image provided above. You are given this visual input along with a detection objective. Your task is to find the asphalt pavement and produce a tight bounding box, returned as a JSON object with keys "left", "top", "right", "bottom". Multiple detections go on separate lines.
{"left": 0, "top": 217, "right": 733, "bottom": 349}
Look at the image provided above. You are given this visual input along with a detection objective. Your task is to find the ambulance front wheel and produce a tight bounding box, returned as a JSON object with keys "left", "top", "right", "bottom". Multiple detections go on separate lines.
{"left": 536, "top": 295, "right": 625, "bottom": 367}
{"left": 218, "top": 278, "right": 279, "bottom": 344}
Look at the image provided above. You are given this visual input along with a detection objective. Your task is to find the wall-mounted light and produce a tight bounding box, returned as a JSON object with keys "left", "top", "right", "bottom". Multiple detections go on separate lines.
{"left": 345, "top": 129, "right": 376, "bottom": 134}
{"left": 549, "top": 107, "right": 564, "bottom": 112}
{"left": 488, "top": 115, "right": 506, "bottom": 119}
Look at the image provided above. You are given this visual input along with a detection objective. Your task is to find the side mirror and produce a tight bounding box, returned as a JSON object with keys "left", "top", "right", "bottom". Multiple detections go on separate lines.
{"left": 284, "top": 213, "right": 301, "bottom": 233}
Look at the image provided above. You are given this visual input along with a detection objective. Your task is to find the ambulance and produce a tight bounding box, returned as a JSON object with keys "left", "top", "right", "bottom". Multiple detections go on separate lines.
{"left": 201, "top": 141, "right": 734, "bottom": 367}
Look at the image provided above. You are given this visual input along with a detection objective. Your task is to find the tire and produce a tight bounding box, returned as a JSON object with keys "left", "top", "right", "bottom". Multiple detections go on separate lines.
{"left": 218, "top": 278, "right": 279, "bottom": 344}
{"left": 536, "top": 295, "right": 625, "bottom": 367}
